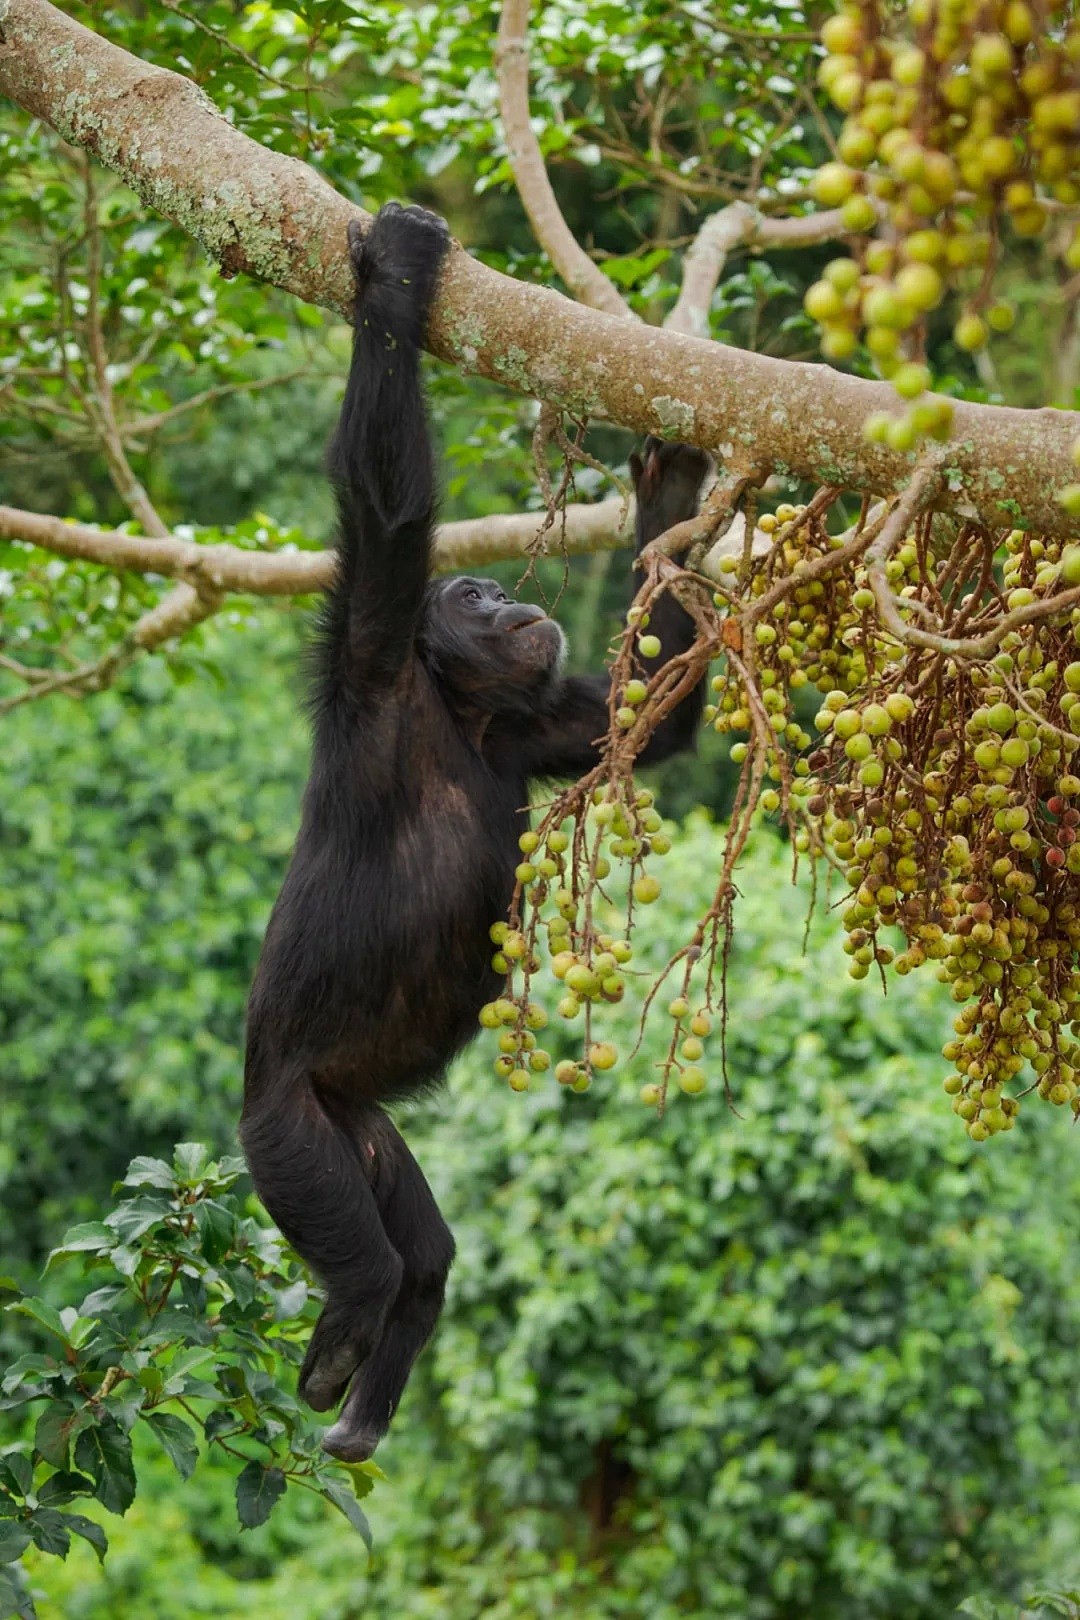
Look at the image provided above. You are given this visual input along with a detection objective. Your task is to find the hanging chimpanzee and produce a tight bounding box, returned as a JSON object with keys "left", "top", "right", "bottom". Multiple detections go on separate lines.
{"left": 241, "top": 203, "right": 711, "bottom": 1462}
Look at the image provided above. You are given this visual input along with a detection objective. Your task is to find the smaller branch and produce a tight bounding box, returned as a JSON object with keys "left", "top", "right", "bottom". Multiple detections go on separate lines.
{"left": 642, "top": 465, "right": 764, "bottom": 574}
{"left": 866, "top": 457, "right": 952, "bottom": 646}
{"left": 156, "top": 0, "right": 284, "bottom": 85}
{"left": 665, "top": 203, "right": 861, "bottom": 338}
{"left": 0, "top": 581, "right": 222, "bottom": 715}
{"left": 0, "top": 653, "right": 50, "bottom": 684}
{"left": 81, "top": 160, "right": 169, "bottom": 538}
{"left": 495, "top": 0, "right": 631, "bottom": 319}
{"left": 128, "top": 367, "right": 318, "bottom": 436}
{"left": 0, "top": 497, "right": 635, "bottom": 594}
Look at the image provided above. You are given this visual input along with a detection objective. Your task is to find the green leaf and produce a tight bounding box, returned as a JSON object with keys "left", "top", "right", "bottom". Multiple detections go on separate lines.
{"left": 62, "top": 1513, "right": 107, "bottom": 1565}
{"left": 203, "top": 1408, "right": 238, "bottom": 1443}
{"left": 33, "top": 1403, "right": 88, "bottom": 1470}
{"left": 0, "top": 1563, "right": 35, "bottom": 1620}
{"left": 145, "top": 1413, "right": 199, "bottom": 1481}
{"left": 104, "top": 1197, "right": 171, "bottom": 1245}
{"left": 195, "top": 1200, "right": 235, "bottom": 1264}
{"left": 44, "top": 1224, "right": 113, "bottom": 1269}
{"left": 173, "top": 1143, "right": 209, "bottom": 1184}
{"left": 27, "top": 1508, "right": 70, "bottom": 1559}
{"left": 318, "top": 1476, "right": 372, "bottom": 1548}
{"left": 235, "top": 1461, "right": 286, "bottom": 1529}
{"left": 0, "top": 1523, "right": 31, "bottom": 1565}
{"left": 73, "top": 1421, "right": 136, "bottom": 1516}
{"left": 35, "top": 1473, "right": 94, "bottom": 1508}
{"left": 957, "top": 1600, "right": 1009, "bottom": 1620}
{"left": 0, "top": 1458, "right": 31, "bottom": 1501}
{"left": 5, "top": 1299, "right": 69, "bottom": 1345}
{"left": 271, "top": 1278, "right": 309, "bottom": 1322}
{"left": 121, "top": 1157, "right": 176, "bottom": 1190}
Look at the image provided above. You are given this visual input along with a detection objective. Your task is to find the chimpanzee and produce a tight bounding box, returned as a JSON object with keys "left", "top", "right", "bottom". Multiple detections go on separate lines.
{"left": 241, "top": 203, "right": 710, "bottom": 1462}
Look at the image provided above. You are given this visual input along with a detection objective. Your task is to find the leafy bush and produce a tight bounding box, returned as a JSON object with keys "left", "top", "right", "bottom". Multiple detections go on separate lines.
{"left": 0, "top": 1145, "right": 374, "bottom": 1620}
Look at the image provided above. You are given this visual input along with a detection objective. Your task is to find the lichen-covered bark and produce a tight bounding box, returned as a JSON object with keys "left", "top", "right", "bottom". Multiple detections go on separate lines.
{"left": 2, "top": 0, "right": 1079, "bottom": 536}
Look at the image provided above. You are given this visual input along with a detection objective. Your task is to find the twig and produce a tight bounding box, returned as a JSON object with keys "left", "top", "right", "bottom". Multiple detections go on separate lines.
{"left": 495, "top": 0, "right": 631, "bottom": 317}
{"left": 81, "top": 159, "right": 169, "bottom": 540}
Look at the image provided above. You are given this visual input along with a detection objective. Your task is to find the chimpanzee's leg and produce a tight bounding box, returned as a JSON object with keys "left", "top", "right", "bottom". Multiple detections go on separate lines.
{"left": 239, "top": 1080, "right": 404, "bottom": 1412}
{"left": 321, "top": 1120, "right": 455, "bottom": 1462}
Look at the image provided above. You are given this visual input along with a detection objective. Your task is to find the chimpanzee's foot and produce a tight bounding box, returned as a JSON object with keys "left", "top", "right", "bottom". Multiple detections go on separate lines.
{"left": 297, "top": 1283, "right": 399, "bottom": 1412}
{"left": 319, "top": 1371, "right": 389, "bottom": 1462}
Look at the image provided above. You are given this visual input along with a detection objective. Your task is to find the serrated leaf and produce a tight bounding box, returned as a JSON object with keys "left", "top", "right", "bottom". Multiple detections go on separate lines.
{"left": 271, "top": 1278, "right": 309, "bottom": 1322}
{"left": 341, "top": 1457, "right": 384, "bottom": 1495}
{"left": 6, "top": 1299, "right": 69, "bottom": 1345}
{"left": 173, "top": 1143, "right": 209, "bottom": 1184}
{"left": 35, "top": 1473, "right": 94, "bottom": 1507}
{"left": 203, "top": 1408, "right": 238, "bottom": 1443}
{"left": 0, "top": 1563, "right": 36, "bottom": 1620}
{"left": 0, "top": 1522, "right": 31, "bottom": 1565}
{"left": 146, "top": 1414, "right": 198, "bottom": 1481}
{"left": 33, "top": 1403, "right": 88, "bottom": 1470}
{"left": 221, "top": 1263, "right": 257, "bottom": 1310}
{"left": 77, "top": 1284, "right": 128, "bottom": 1318}
{"left": 235, "top": 1461, "right": 286, "bottom": 1529}
{"left": 0, "top": 1457, "right": 31, "bottom": 1500}
{"left": 27, "top": 1508, "right": 70, "bottom": 1559}
{"left": 62, "top": 1513, "right": 107, "bottom": 1565}
{"left": 1, "top": 1355, "right": 58, "bottom": 1398}
{"left": 318, "top": 1476, "right": 372, "bottom": 1548}
{"left": 73, "top": 1421, "right": 135, "bottom": 1516}
{"left": 161, "top": 1347, "right": 215, "bottom": 1396}
{"left": 195, "top": 1200, "right": 235, "bottom": 1264}
{"left": 44, "top": 1225, "right": 113, "bottom": 1269}
{"left": 121, "top": 1157, "right": 175, "bottom": 1190}
{"left": 104, "top": 1197, "right": 171, "bottom": 1245}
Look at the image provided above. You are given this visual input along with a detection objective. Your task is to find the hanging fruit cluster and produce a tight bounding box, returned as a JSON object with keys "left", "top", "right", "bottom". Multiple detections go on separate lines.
{"left": 713, "top": 504, "right": 1080, "bottom": 1140}
{"left": 476, "top": 596, "right": 725, "bottom": 1107}
{"left": 478, "top": 485, "right": 1080, "bottom": 1142}
{"left": 803, "top": 0, "right": 1080, "bottom": 443}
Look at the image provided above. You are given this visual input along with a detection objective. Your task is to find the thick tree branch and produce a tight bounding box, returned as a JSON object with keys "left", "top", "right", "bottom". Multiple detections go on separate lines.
{"left": 495, "top": 0, "right": 630, "bottom": 319}
{"left": 1, "top": 0, "right": 1079, "bottom": 536}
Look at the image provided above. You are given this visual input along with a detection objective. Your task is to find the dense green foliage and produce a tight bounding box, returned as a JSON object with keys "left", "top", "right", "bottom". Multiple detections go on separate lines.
{"left": 4, "top": 0, "right": 1080, "bottom": 1614}
{"left": 2, "top": 620, "right": 1080, "bottom": 1617}
{"left": 0, "top": 1144, "right": 374, "bottom": 1620}
{"left": 0, "top": 617, "right": 305, "bottom": 1270}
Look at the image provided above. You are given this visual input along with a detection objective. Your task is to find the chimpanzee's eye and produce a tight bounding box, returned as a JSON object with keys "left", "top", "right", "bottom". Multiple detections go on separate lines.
{"left": 463, "top": 586, "right": 482, "bottom": 604}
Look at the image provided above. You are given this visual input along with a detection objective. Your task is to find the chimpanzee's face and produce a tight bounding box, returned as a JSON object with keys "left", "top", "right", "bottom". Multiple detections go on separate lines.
{"left": 419, "top": 576, "right": 565, "bottom": 713}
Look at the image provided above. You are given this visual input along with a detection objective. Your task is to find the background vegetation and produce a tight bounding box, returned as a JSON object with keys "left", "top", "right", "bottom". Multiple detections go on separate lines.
{"left": 3, "top": 1, "right": 1080, "bottom": 1616}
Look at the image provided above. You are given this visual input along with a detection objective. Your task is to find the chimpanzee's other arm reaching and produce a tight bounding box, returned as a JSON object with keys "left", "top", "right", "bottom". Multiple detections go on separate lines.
{"left": 513, "top": 437, "right": 712, "bottom": 779}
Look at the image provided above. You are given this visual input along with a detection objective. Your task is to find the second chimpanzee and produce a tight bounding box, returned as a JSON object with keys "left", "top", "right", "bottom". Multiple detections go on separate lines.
{"left": 241, "top": 203, "right": 711, "bottom": 1462}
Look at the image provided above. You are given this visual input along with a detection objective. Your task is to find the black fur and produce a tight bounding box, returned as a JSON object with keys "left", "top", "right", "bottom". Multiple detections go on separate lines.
{"left": 241, "top": 204, "right": 710, "bottom": 1462}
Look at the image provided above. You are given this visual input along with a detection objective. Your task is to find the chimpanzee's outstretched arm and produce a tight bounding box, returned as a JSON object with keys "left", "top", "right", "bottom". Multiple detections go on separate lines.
{"left": 316, "top": 204, "right": 451, "bottom": 701}
{"left": 517, "top": 438, "right": 712, "bottom": 778}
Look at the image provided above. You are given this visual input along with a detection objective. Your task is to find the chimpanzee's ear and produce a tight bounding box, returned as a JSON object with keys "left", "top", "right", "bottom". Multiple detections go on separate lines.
{"left": 629, "top": 451, "right": 644, "bottom": 488}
